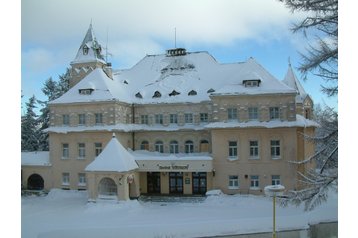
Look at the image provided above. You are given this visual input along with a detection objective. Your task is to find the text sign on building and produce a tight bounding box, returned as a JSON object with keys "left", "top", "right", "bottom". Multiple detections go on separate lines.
{"left": 158, "top": 164, "right": 189, "bottom": 170}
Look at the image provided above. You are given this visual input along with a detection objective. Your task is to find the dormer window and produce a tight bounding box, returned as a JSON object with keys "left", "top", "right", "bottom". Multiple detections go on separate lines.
{"left": 152, "top": 91, "right": 162, "bottom": 98}
{"left": 83, "top": 45, "right": 89, "bottom": 55}
{"left": 188, "top": 90, "right": 197, "bottom": 96}
{"left": 169, "top": 90, "right": 180, "bottom": 96}
{"left": 135, "top": 92, "right": 143, "bottom": 99}
{"left": 207, "top": 88, "right": 215, "bottom": 93}
{"left": 243, "top": 79, "right": 261, "bottom": 87}
{"left": 79, "top": 88, "right": 94, "bottom": 95}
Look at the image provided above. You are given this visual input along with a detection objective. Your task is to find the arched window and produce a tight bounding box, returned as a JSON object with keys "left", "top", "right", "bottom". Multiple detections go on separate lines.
{"left": 170, "top": 140, "right": 179, "bottom": 154}
{"left": 200, "top": 140, "right": 209, "bottom": 153}
{"left": 185, "top": 140, "right": 194, "bottom": 154}
{"left": 155, "top": 141, "right": 164, "bottom": 153}
{"left": 83, "top": 45, "right": 89, "bottom": 55}
{"left": 98, "top": 177, "right": 117, "bottom": 197}
{"left": 140, "top": 140, "right": 149, "bottom": 150}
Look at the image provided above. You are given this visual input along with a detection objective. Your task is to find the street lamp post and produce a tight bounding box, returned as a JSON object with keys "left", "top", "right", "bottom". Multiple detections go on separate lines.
{"left": 264, "top": 185, "right": 285, "bottom": 238}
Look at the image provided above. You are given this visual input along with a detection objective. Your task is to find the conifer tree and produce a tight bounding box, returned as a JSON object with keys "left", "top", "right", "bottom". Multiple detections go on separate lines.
{"left": 21, "top": 95, "right": 39, "bottom": 151}
{"left": 279, "top": 0, "right": 338, "bottom": 210}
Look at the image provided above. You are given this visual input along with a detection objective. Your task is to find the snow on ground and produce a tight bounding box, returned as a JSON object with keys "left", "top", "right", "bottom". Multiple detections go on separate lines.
{"left": 21, "top": 189, "right": 337, "bottom": 238}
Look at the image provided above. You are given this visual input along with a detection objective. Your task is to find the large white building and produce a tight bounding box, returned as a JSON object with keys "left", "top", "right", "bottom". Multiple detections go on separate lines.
{"left": 21, "top": 24, "right": 318, "bottom": 200}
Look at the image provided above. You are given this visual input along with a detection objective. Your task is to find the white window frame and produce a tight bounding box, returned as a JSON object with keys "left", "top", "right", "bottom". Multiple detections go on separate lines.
{"left": 95, "top": 113, "right": 103, "bottom": 124}
{"left": 78, "top": 173, "right": 86, "bottom": 186}
{"left": 155, "top": 114, "right": 163, "bottom": 124}
{"left": 227, "top": 108, "right": 238, "bottom": 121}
{"left": 249, "top": 140, "right": 259, "bottom": 159}
{"left": 78, "top": 114, "right": 86, "bottom": 125}
{"left": 185, "top": 140, "right": 194, "bottom": 154}
{"left": 228, "top": 175, "right": 239, "bottom": 189}
{"left": 94, "top": 142, "right": 102, "bottom": 157}
{"left": 78, "top": 143, "right": 86, "bottom": 159}
{"left": 62, "top": 143, "right": 69, "bottom": 159}
{"left": 141, "top": 115, "right": 149, "bottom": 125}
{"left": 62, "top": 173, "right": 70, "bottom": 186}
{"left": 63, "top": 114, "right": 70, "bottom": 126}
{"left": 272, "top": 175, "right": 281, "bottom": 185}
{"left": 170, "top": 141, "right": 179, "bottom": 154}
{"left": 250, "top": 175, "right": 260, "bottom": 189}
{"left": 228, "top": 141, "right": 238, "bottom": 160}
{"left": 269, "top": 107, "right": 280, "bottom": 120}
{"left": 248, "top": 107, "right": 258, "bottom": 121}
{"left": 155, "top": 141, "right": 164, "bottom": 153}
{"left": 200, "top": 113, "right": 208, "bottom": 123}
{"left": 170, "top": 114, "right": 178, "bottom": 124}
{"left": 184, "top": 113, "right": 193, "bottom": 124}
{"left": 271, "top": 140, "right": 281, "bottom": 159}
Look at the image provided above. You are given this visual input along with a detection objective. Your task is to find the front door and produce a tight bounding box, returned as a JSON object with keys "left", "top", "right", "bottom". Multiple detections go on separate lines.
{"left": 169, "top": 172, "right": 183, "bottom": 194}
{"left": 147, "top": 172, "right": 161, "bottom": 194}
{"left": 192, "top": 172, "right": 207, "bottom": 195}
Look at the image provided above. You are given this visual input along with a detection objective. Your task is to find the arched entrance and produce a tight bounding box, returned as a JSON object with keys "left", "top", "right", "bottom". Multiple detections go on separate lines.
{"left": 98, "top": 177, "right": 117, "bottom": 198}
{"left": 27, "top": 174, "right": 44, "bottom": 190}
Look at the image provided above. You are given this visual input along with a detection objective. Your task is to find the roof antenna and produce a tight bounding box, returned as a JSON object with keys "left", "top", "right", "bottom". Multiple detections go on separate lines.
{"left": 288, "top": 56, "right": 291, "bottom": 67}
{"left": 174, "top": 27, "right": 177, "bottom": 48}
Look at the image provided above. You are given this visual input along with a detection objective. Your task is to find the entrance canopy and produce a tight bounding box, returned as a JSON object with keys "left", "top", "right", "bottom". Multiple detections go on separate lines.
{"left": 132, "top": 151, "right": 213, "bottom": 172}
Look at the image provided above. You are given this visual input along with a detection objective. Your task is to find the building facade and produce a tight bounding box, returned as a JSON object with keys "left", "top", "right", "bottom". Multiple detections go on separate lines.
{"left": 21, "top": 24, "right": 317, "bottom": 200}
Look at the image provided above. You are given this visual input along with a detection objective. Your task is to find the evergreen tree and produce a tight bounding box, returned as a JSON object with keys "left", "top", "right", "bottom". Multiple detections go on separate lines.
{"left": 21, "top": 95, "right": 39, "bottom": 151}
{"left": 37, "top": 77, "right": 58, "bottom": 151}
{"left": 37, "top": 68, "right": 71, "bottom": 150}
{"left": 279, "top": 0, "right": 338, "bottom": 210}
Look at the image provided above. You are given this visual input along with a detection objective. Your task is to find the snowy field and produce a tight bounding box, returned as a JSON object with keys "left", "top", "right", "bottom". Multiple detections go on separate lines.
{"left": 21, "top": 189, "right": 337, "bottom": 238}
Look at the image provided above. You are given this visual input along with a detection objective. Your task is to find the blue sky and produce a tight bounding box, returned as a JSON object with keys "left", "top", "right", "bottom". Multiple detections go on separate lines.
{"left": 21, "top": 0, "right": 337, "bottom": 114}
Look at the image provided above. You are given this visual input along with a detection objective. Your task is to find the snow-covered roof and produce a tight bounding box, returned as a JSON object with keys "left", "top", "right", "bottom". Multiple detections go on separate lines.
{"left": 71, "top": 23, "right": 106, "bottom": 65}
{"left": 132, "top": 150, "right": 212, "bottom": 161}
{"left": 85, "top": 134, "right": 138, "bottom": 172}
{"left": 53, "top": 51, "right": 297, "bottom": 105}
{"left": 205, "top": 114, "right": 319, "bottom": 129}
{"left": 21, "top": 151, "right": 51, "bottom": 166}
{"left": 282, "top": 64, "right": 308, "bottom": 103}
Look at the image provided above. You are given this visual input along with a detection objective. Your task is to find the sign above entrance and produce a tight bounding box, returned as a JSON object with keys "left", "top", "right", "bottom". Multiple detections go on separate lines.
{"left": 137, "top": 159, "right": 213, "bottom": 172}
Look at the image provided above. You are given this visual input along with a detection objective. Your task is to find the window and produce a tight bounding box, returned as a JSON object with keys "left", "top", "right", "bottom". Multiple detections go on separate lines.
{"left": 155, "top": 141, "right": 164, "bottom": 153}
{"left": 269, "top": 107, "right": 280, "bottom": 120}
{"left": 243, "top": 79, "right": 261, "bottom": 87}
{"left": 62, "top": 143, "right": 69, "bottom": 159}
{"left": 228, "top": 175, "right": 239, "bottom": 189}
{"left": 78, "top": 173, "right": 86, "bottom": 186}
{"left": 185, "top": 113, "right": 193, "bottom": 123}
{"left": 170, "top": 114, "right": 178, "bottom": 124}
{"left": 272, "top": 175, "right": 281, "bottom": 185}
{"left": 170, "top": 140, "right": 179, "bottom": 154}
{"left": 200, "top": 140, "right": 209, "bottom": 152}
{"left": 95, "top": 113, "right": 103, "bottom": 124}
{"left": 188, "top": 90, "right": 197, "bottom": 96}
{"left": 62, "top": 173, "right": 70, "bottom": 185}
{"left": 155, "top": 114, "right": 163, "bottom": 124}
{"left": 271, "top": 140, "right": 281, "bottom": 159}
{"left": 94, "top": 143, "right": 102, "bottom": 156}
{"left": 249, "top": 141, "right": 259, "bottom": 158}
{"left": 169, "top": 90, "right": 180, "bottom": 96}
{"left": 250, "top": 175, "right": 259, "bottom": 188}
{"left": 78, "top": 143, "right": 86, "bottom": 159}
{"left": 200, "top": 113, "right": 208, "bottom": 123}
{"left": 185, "top": 140, "right": 194, "bottom": 153}
{"left": 78, "top": 114, "right": 86, "bottom": 125}
{"left": 140, "top": 141, "right": 149, "bottom": 150}
{"left": 228, "top": 141, "right": 238, "bottom": 158}
{"left": 141, "top": 115, "right": 149, "bottom": 125}
{"left": 248, "top": 107, "right": 258, "bottom": 120}
{"left": 152, "top": 91, "right": 162, "bottom": 98}
{"left": 63, "top": 114, "right": 70, "bottom": 126}
{"left": 135, "top": 92, "right": 143, "bottom": 99}
{"left": 83, "top": 46, "right": 89, "bottom": 55}
{"left": 79, "top": 89, "right": 93, "bottom": 95}
{"left": 227, "top": 108, "right": 238, "bottom": 120}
